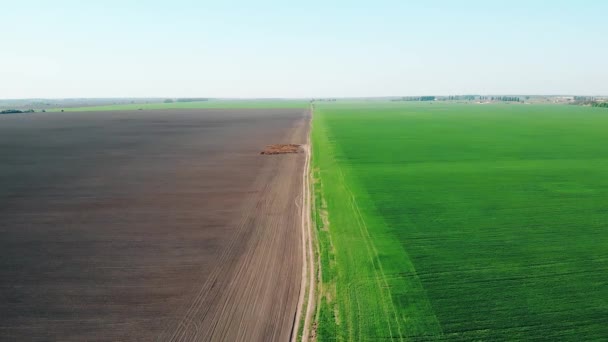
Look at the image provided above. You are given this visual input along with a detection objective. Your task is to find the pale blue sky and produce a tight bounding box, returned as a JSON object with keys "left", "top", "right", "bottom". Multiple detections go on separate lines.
{"left": 2, "top": 0, "right": 607, "bottom": 98}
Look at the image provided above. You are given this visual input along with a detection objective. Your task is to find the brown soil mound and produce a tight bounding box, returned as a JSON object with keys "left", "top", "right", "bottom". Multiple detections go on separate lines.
{"left": 260, "top": 144, "right": 301, "bottom": 155}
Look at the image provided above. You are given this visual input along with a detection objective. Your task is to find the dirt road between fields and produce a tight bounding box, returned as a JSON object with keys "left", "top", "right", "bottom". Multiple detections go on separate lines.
{"left": 0, "top": 108, "right": 309, "bottom": 341}
{"left": 291, "top": 108, "right": 315, "bottom": 342}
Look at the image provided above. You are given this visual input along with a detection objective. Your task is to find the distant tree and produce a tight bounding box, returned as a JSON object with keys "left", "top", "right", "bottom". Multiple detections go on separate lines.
{"left": 1, "top": 109, "right": 23, "bottom": 114}
{"left": 164, "top": 99, "right": 174, "bottom": 103}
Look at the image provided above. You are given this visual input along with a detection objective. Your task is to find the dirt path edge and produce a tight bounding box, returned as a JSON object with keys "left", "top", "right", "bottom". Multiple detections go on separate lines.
{"left": 291, "top": 106, "right": 315, "bottom": 342}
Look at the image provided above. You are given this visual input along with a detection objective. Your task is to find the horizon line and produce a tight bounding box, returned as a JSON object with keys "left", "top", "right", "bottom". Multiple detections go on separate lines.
{"left": 2, "top": 94, "right": 608, "bottom": 101}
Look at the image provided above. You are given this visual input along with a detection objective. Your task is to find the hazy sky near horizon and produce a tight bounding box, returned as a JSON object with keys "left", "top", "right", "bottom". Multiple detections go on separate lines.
{"left": 3, "top": 0, "right": 608, "bottom": 99}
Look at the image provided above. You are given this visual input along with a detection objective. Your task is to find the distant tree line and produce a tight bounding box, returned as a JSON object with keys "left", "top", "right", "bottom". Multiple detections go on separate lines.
{"left": 592, "top": 102, "right": 608, "bottom": 108}
{"left": 572, "top": 97, "right": 604, "bottom": 106}
{"left": 491, "top": 96, "right": 520, "bottom": 102}
{"left": 164, "top": 98, "right": 209, "bottom": 103}
{"left": 177, "top": 98, "right": 209, "bottom": 102}
{"left": 445, "top": 95, "right": 477, "bottom": 101}
{"left": 393, "top": 96, "right": 436, "bottom": 101}
{"left": 574, "top": 96, "right": 596, "bottom": 102}
{"left": 1, "top": 109, "right": 35, "bottom": 114}
{"left": 312, "top": 98, "right": 337, "bottom": 102}
{"left": 392, "top": 95, "right": 528, "bottom": 102}
{"left": 441, "top": 95, "right": 523, "bottom": 102}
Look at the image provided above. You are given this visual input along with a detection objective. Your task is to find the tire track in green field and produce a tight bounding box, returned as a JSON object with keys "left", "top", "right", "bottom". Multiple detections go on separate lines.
{"left": 337, "top": 165, "right": 403, "bottom": 340}
{"left": 312, "top": 107, "right": 444, "bottom": 340}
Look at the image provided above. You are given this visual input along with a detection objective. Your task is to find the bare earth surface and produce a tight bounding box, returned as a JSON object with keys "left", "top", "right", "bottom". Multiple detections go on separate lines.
{"left": 0, "top": 108, "right": 309, "bottom": 341}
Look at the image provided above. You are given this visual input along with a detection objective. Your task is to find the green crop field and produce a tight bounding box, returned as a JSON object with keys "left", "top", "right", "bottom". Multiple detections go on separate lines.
{"left": 311, "top": 102, "right": 608, "bottom": 341}
{"left": 50, "top": 100, "right": 309, "bottom": 112}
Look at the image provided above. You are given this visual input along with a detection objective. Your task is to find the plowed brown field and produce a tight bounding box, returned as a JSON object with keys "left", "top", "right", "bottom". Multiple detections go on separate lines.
{"left": 0, "top": 108, "right": 309, "bottom": 341}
